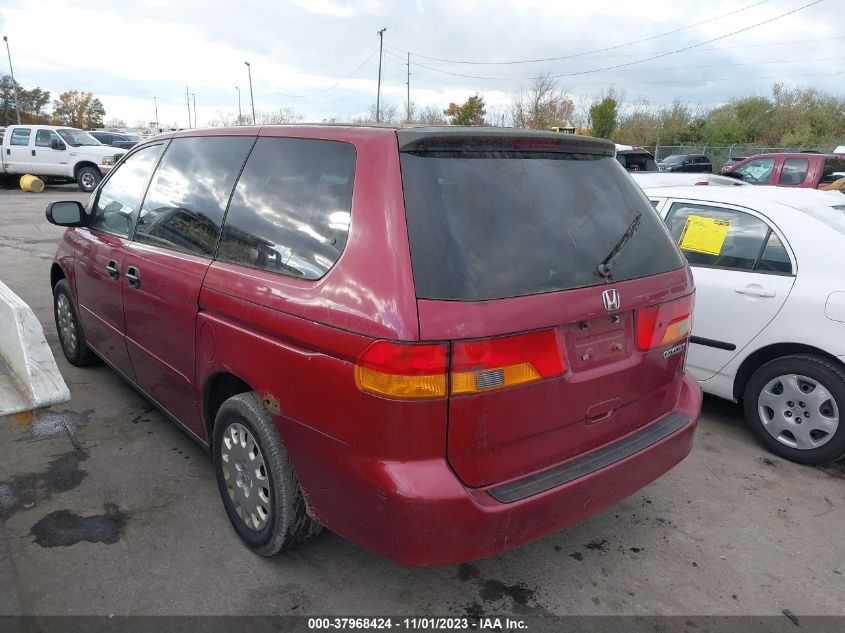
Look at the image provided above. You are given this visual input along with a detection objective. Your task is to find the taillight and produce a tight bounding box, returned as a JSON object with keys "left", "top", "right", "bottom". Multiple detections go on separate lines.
{"left": 451, "top": 329, "right": 565, "bottom": 395}
{"left": 355, "top": 341, "right": 447, "bottom": 400}
{"left": 637, "top": 294, "right": 694, "bottom": 350}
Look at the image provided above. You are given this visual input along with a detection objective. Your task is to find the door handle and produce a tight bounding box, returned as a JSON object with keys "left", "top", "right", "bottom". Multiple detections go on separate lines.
{"left": 32, "top": 149, "right": 36, "bottom": 156}
{"left": 126, "top": 266, "right": 141, "bottom": 289}
{"left": 735, "top": 285, "right": 775, "bottom": 298}
{"left": 106, "top": 260, "right": 120, "bottom": 280}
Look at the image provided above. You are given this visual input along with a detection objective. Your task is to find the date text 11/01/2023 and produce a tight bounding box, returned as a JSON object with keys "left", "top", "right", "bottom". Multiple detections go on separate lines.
{"left": 307, "top": 617, "right": 529, "bottom": 630}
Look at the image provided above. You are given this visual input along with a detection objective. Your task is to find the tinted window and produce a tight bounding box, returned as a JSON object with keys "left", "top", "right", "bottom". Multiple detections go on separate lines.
{"left": 218, "top": 137, "right": 355, "bottom": 280}
{"left": 665, "top": 202, "right": 769, "bottom": 271}
{"left": 617, "top": 152, "right": 658, "bottom": 172}
{"left": 10, "top": 128, "right": 30, "bottom": 146}
{"left": 821, "top": 158, "right": 845, "bottom": 184}
{"left": 779, "top": 158, "right": 809, "bottom": 185}
{"left": 734, "top": 158, "right": 775, "bottom": 183}
{"left": 35, "top": 129, "right": 60, "bottom": 147}
{"left": 757, "top": 231, "right": 792, "bottom": 274}
{"left": 401, "top": 152, "right": 684, "bottom": 301}
{"left": 91, "top": 144, "right": 165, "bottom": 237}
{"left": 135, "top": 136, "right": 255, "bottom": 257}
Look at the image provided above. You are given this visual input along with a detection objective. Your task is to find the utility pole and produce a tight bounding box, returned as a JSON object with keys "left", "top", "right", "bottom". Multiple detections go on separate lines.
{"left": 3, "top": 36, "right": 21, "bottom": 124}
{"left": 186, "top": 86, "right": 191, "bottom": 128}
{"left": 153, "top": 96, "right": 159, "bottom": 132}
{"left": 406, "top": 51, "right": 410, "bottom": 123}
{"left": 192, "top": 93, "right": 197, "bottom": 128}
{"left": 235, "top": 86, "right": 242, "bottom": 125}
{"left": 244, "top": 61, "right": 255, "bottom": 124}
{"left": 376, "top": 27, "right": 386, "bottom": 123}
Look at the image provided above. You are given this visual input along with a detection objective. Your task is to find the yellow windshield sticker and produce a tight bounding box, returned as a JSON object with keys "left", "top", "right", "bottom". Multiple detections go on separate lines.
{"left": 679, "top": 215, "right": 731, "bottom": 256}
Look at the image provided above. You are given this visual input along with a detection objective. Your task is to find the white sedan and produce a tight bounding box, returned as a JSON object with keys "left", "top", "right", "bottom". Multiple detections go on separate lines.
{"left": 643, "top": 184, "right": 845, "bottom": 465}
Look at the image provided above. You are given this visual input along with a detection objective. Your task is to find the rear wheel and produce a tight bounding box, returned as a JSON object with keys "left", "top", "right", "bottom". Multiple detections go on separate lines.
{"left": 213, "top": 392, "right": 321, "bottom": 556}
{"left": 53, "top": 279, "right": 99, "bottom": 366}
{"left": 76, "top": 166, "right": 101, "bottom": 192}
{"left": 743, "top": 355, "right": 845, "bottom": 465}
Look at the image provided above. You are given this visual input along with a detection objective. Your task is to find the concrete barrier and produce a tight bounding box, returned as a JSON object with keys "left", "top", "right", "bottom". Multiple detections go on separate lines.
{"left": 0, "top": 280, "right": 70, "bottom": 417}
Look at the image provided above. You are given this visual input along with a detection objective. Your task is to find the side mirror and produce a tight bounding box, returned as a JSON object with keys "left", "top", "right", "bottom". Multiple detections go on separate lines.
{"left": 50, "top": 138, "right": 66, "bottom": 151}
{"left": 45, "top": 201, "right": 86, "bottom": 227}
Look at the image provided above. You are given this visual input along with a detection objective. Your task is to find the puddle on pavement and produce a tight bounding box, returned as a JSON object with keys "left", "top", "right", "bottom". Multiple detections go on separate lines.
{"left": 20, "top": 409, "right": 94, "bottom": 449}
{"left": 30, "top": 503, "right": 128, "bottom": 547}
{"left": 0, "top": 449, "right": 88, "bottom": 520}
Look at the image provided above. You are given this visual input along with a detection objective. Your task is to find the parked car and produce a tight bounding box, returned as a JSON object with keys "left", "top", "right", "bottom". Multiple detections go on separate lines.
{"left": 720, "top": 157, "right": 747, "bottom": 173}
{"left": 723, "top": 152, "right": 845, "bottom": 189}
{"left": 45, "top": 126, "right": 702, "bottom": 564}
{"left": 615, "top": 144, "right": 658, "bottom": 172}
{"left": 658, "top": 154, "right": 713, "bottom": 173}
{"left": 0, "top": 124, "right": 125, "bottom": 191}
{"left": 645, "top": 185, "right": 845, "bottom": 465}
{"left": 89, "top": 130, "right": 141, "bottom": 151}
{"left": 631, "top": 172, "right": 748, "bottom": 189}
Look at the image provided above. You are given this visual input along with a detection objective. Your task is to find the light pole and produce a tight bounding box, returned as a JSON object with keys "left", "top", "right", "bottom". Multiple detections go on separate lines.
{"left": 244, "top": 61, "right": 255, "bottom": 124}
{"left": 186, "top": 86, "right": 191, "bottom": 128}
{"left": 376, "top": 28, "right": 386, "bottom": 123}
{"left": 235, "top": 86, "right": 242, "bottom": 125}
{"left": 3, "top": 35, "right": 21, "bottom": 124}
{"left": 153, "top": 96, "right": 159, "bottom": 133}
{"left": 192, "top": 93, "right": 197, "bottom": 128}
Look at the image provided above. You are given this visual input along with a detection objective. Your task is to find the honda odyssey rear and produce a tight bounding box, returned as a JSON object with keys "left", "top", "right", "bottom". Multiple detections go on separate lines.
{"left": 48, "top": 125, "right": 701, "bottom": 565}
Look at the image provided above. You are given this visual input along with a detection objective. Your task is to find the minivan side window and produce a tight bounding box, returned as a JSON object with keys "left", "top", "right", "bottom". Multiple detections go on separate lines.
{"left": 217, "top": 137, "right": 356, "bottom": 280}
{"left": 90, "top": 144, "right": 165, "bottom": 237}
{"left": 821, "top": 158, "right": 845, "bottom": 184}
{"left": 664, "top": 202, "right": 785, "bottom": 273}
{"left": 134, "top": 136, "right": 255, "bottom": 258}
{"left": 9, "top": 128, "right": 31, "bottom": 146}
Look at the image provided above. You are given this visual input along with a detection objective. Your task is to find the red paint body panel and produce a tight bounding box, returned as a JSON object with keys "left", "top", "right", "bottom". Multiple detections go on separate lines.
{"left": 70, "top": 228, "right": 135, "bottom": 377}
{"left": 279, "top": 374, "right": 700, "bottom": 565}
{"left": 51, "top": 125, "right": 704, "bottom": 565}
{"left": 123, "top": 242, "right": 209, "bottom": 437}
{"left": 420, "top": 268, "right": 695, "bottom": 487}
{"left": 724, "top": 152, "right": 845, "bottom": 188}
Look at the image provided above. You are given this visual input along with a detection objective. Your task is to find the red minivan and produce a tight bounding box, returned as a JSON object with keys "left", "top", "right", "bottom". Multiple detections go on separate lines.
{"left": 45, "top": 126, "right": 702, "bottom": 564}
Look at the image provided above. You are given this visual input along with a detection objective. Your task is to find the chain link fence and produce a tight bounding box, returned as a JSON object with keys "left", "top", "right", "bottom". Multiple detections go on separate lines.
{"left": 652, "top": 145, "right": 832, "bottom": 172}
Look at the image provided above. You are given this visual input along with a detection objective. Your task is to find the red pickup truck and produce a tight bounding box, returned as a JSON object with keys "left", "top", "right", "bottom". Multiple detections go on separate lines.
{"left": 724, "top": 152, "right": 845, "bottom": 188}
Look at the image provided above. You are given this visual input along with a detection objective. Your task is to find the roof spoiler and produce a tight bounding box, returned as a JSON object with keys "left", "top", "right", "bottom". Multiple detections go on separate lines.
{"left": 396, "top": 128, "right": 615, "bottom": 156}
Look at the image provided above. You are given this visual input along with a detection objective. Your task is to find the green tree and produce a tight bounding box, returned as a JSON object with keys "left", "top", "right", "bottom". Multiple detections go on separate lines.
{"left": 51, "top": 91, "right": 106, "bottom": 128}
{"left": 444, "top": 94, "right": 486, "bottom": 126}
{"left": 589, "top": 95, "right": 618, "bottom": 139}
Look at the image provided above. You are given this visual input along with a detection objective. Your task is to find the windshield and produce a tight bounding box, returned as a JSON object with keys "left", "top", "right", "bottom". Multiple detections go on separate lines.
{"left": 662, "top": 155, "right": 686, "bottom": 164}
{"left": 123, "top": 134, "right": 141, "bottom": 142}
{"left": 400, "top": 152, "right": 685, "bottom": 301}
{"left": 58, "top": 128, "right": 103, "bottom": 147}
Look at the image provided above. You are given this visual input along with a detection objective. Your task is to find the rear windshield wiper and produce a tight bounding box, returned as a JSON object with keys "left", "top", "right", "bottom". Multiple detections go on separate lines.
{"left": 596, "top": 212, "right": 643, "bottom": 281}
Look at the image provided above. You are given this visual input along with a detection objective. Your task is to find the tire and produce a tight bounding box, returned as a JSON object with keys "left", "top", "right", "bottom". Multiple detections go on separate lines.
{"left": 743, "top": 354, "right": 845, "bottom": 465}
{"left": 76, "top": 165, "right": 101, "bottom": 192}
{"left": 213, "top": 392, "right": 321, "bottom": 556}
{"left": 53, "top": 279, "right": 99, "bottom": 366}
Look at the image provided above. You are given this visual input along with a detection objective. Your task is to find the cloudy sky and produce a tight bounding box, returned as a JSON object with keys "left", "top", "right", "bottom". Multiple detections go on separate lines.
{"left": 0, "top": 0, "right": 839, "bottom": 128}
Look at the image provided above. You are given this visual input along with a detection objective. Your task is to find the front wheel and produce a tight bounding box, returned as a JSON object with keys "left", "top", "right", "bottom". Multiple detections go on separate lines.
{"left": 744, "top": 355, "right": 845, "bottom": 465}
{"left": 76, "top": 166, "right": 101, "bottom": 192}
{"left": 213, "top": 392, "right": 321, "bottom": 556}
{"left": 53, "top": 279, "right": 99, "bottom": 366}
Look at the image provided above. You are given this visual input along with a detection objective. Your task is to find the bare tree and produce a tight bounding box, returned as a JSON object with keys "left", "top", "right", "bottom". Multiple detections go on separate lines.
{"left": 353, "top": 102, "right": 400, "bottom": 124}
{"left": 257, "top": 108, "right": 303, "bottom": 124}
{"left": 511, "top": 74, "right": 574, "bottom": 130}
{"left": 414, "top": 105, "right": 447, "bottom": 125}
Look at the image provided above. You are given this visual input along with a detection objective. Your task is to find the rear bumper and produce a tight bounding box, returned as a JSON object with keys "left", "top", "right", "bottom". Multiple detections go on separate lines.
{"left": 295, "top": 373, "right": 702, "bottom": 565}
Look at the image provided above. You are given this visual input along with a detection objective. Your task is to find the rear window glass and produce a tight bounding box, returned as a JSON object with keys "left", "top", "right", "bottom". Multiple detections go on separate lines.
{"left": 400, "top": 152, "right": 685, "bottom": 301}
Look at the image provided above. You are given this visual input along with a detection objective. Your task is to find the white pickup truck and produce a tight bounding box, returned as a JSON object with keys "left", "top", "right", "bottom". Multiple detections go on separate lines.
{"left": 0, "top": 124, "right": 126, "bottom": 192}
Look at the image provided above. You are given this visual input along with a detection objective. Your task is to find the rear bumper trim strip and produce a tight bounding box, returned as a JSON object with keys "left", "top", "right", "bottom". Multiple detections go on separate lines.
{"left": 488, "top": 412, "right": 690, "bottom": 503}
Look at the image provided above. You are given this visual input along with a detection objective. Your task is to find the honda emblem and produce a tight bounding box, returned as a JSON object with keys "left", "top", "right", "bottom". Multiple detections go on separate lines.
{"left": 602, "top": 289, "right": 621, "bottom": 312}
